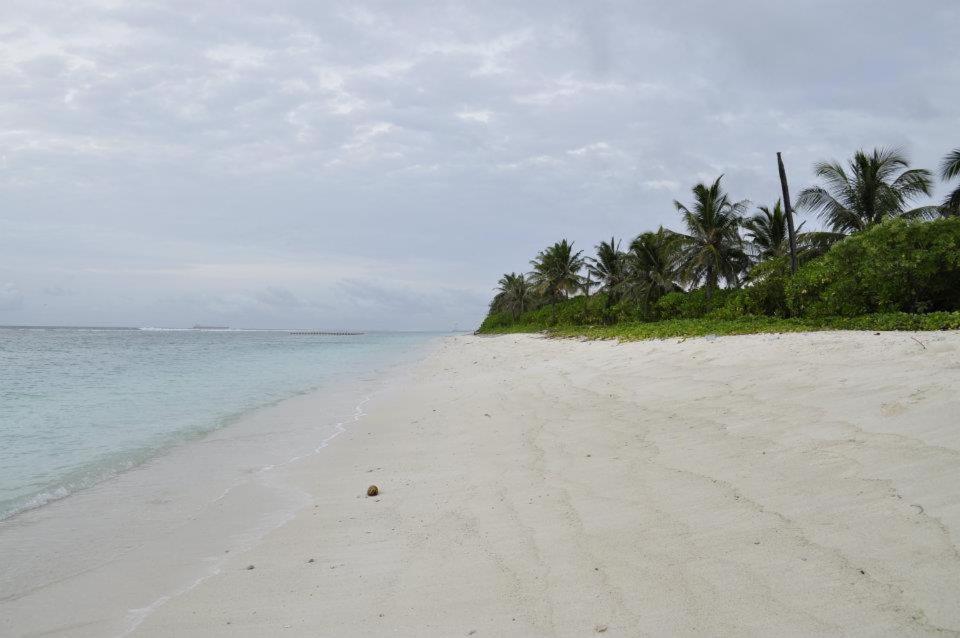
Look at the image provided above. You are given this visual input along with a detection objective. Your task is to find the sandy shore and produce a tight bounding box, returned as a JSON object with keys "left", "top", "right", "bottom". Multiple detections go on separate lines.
{"left": 6, "top": 332, "right": 960, "bottom": 636}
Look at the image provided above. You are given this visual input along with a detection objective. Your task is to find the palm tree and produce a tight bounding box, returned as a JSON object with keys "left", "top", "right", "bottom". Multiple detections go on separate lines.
{"left": 586, "top": 237, "right": 626, "bottom": 302}
{"left": 529, "top": 239, "right": 585, "bottom": 304}
{"left": 490, "top": 272, "right": 535, "bottom": 318}
{"left": 940, "top": 148, "right": 960, "bottom": 216}
{"left": 743, "top": 200, "right": 809, "bottom": 263}
{"left": 744, "top": 201, "right": 787, "bottom": 261}
{"left": 621, "top": 227, "right": 682, "bottom": 305}
{"left": 797, "top": 147, "right": 934, "bottom": 235}
{"left": 673, "top": 176, "right": 749, "bottom": 300}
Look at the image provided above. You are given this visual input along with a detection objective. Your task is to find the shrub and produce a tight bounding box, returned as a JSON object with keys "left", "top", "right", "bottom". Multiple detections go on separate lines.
{"left": 786, "top": 218, "right": 960, "bottom": 317}
{"left": 732, "top": 257, "right": 792, "bottom": 317}
{"left": 653, "top": 288, "right": 737, "bottom": 319}
{"left": 477, "top": 310, "right": 517, "bottom": 332}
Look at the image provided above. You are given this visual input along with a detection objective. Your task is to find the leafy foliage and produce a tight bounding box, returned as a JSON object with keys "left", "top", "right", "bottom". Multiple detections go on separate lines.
{"left": 673, "top": 176, "right": 748, "bottom": 297}
{"left": 730, "top": 257, "right": 792, "bottom": 317}
{"left": 743, "top": 201, "right": 792, "bottom": 261}
{"left": 586, "top": 238, "right": 626, "bottom": 302}
{"left": 490, "top": 272, "right": 536, "bottom": 318}
{"left": 621, "top": 227, "right": 682, "bottom": 306}
{"left": 545, "top": 312, "right": 960, "bottom": 341}
{"left": 796, "top": 147, "right": 934, "bottom": 235}
{"left": 529, "top": 239, "right": 585, "bottom": 303}
{"left": 940, "top": 148, "right": 960, "bottom": 217}
{"left": 652, "top": 288, "right": 736, "bottom": 320}
{"left": 786, "top": 218, "right": 960, "bottom": 316}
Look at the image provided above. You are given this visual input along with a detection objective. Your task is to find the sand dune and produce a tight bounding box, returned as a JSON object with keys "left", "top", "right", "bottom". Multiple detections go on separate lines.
{"left": 128, "top": 332, "right": 960, "bottom": 637}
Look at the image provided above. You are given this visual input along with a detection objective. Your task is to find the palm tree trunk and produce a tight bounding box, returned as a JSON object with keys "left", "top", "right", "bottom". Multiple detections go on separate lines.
{"left": 777, "top": 152, "right": 799, "bottom": 273}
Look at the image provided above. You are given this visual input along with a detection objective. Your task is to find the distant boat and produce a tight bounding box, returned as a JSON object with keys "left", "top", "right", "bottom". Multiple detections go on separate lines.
{"left": 192, "top": 325, "right": 229, "bottom": 330}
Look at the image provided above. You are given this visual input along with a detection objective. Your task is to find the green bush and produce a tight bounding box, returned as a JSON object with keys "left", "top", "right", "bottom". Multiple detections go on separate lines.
{"left": 608, "top": 298, "right": 653, "bottom": 323}
{"left": 653, "top": 288, "right": 737, "bottom": 319}
{"left": 477, "top": 311, "right": 516, "bottom": 332}
{"left": 786, "top": 218, "right": 960, "bottom": 317}
{"left": 730, "top": 257, "right": 792, "bottom": 317}
{"left": 547, "top": 311, "right": 960, "bottom": 341}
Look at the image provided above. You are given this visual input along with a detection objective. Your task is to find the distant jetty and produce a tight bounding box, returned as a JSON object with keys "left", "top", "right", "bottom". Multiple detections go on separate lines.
{"left": 289, "top": 330, "right": 365, "bottom": 336}
{"left": 192, "top": 325, "right": 229, "bottom": 330}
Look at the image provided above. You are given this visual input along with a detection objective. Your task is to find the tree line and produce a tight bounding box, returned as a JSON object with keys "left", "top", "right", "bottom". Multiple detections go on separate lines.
{"left": 489, "top": 147, "right": 960, "bottom": 320}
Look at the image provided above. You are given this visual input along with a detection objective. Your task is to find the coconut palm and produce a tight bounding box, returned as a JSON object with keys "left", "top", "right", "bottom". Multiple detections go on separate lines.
{"left": 529, "top": 239, "right": 585, "bottom": 303}
{"left": 673, "top": 176, "right": 749, "bottom": 299}
{"left": 490, "top": 272, "right": 535, "bottom": 318}
{"left": 743, "top": 201, "right": 789, "bottom": 262}
{"left": 586, "top": 237, "right": 626, "bottom": 302}
{"left": 621, "top": 227, "right": 682, "bottom": 305}
{"left": 797, "top": 147, "right": 935, "bottom": 235}
{"left": 940, "top": 148, "right": 960, "bottom": 217}
{"left": 743, "top": 200, "right": 810, "bottom": 263}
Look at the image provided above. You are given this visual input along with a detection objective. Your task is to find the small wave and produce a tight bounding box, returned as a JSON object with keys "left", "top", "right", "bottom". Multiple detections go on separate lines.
{"left": 0, "top": 454, "right": 148, "bottom": 520}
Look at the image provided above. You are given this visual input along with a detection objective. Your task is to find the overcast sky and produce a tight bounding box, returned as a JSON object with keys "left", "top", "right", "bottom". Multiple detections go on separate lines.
{"left": 1, "top": 1, "right": 958, "bottom": 329}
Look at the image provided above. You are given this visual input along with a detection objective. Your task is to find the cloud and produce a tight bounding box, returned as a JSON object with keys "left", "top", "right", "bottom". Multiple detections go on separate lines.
{"left": 567, "top": 142, "right": 611, "bottom": 156}
{"left": 0, "top": 0, "right": 957, "bottom": 329}
{"left": 642, "top": 180, "right": 681, "bottom": 192}
{"left": 514, "top": 76, "right": 626, "bottom": 106}
{"left": 457, "top": 109, "right": 493, "bottom": 124}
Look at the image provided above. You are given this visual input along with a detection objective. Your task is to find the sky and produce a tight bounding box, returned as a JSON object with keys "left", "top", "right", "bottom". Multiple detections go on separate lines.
{"left": 1, "top": 0, "right": 958, "bottom": 330}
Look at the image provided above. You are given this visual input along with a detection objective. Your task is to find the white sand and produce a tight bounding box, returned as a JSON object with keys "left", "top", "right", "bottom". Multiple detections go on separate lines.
{"left": 5, "top": 332, "right": 960, "bottom": 636}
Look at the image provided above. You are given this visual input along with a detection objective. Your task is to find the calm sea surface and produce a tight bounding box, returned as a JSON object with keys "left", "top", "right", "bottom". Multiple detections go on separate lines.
{"left": 0, "top": 327, "right": 438, "bottom": 519}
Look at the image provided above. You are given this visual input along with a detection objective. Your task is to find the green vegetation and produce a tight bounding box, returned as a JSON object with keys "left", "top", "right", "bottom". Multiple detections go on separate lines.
{"left": 480, "top": 146, "right": 960, "bottom": 340}
{"left": 548, "top": 313, "right": 960, "bottom": 342}
{"left": 796, "top": 147, "right": 935, "bottom": 236}
{"left": 786, "top": 218, "right": 960, "bottom": 317}
{"left": 941, "top": 148, "right": 960, "bottom": 216}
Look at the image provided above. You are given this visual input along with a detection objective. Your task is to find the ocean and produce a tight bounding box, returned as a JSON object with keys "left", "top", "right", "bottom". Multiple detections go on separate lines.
{"left": 0, "top": 327, "right": 438, "bottom": 520}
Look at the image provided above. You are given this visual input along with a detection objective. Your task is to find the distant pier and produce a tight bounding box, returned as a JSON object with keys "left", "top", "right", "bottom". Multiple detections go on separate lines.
{"left": 289, "top": 330, "right": 365, "bottom": 336}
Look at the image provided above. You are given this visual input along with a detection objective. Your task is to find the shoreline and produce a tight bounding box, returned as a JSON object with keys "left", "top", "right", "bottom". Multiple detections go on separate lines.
{"left": 0, "top": 329, "right": 443, "bottom": 524}
{"left": 0, "top": 382, "right": 348, "bottom": 523}
{"left": 6, "top": 331, "right": 960, "bottom": 636}
{"left": 123, "top": 392, "right": 378, "bottom": 635}
{"left": 0, "top": 338, "right": 439, "bottom": 637}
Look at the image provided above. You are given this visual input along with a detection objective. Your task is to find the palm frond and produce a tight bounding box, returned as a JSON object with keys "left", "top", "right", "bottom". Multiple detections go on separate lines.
{"left": 799, "top": 147, "right": 934, "bottom": 234}
{"left": 940, "top": 148, "right": 960, "bottom": 181}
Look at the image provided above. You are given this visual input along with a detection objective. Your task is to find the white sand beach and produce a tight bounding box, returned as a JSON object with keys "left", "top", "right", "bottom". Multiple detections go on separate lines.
{"left": 5, "top": 332, "right": 960, "bottom": 636}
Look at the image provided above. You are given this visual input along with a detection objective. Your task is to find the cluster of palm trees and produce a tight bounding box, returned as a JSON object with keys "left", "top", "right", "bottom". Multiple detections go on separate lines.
{"left": 490, "top": 146, "right": 960, "bottom": 318}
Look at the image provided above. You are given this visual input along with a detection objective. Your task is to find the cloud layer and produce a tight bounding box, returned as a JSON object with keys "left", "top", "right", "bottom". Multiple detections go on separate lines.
{"left": 1, "top": 1, "right": 958, "bottom": 328}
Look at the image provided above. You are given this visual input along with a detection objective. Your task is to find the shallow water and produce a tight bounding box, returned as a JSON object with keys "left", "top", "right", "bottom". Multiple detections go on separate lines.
{"left": 0, "top": 327, "right": 437, "bottom": 519}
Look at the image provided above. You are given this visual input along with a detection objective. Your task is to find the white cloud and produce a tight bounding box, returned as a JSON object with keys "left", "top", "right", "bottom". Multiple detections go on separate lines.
{"left": 514, "top": 77, "right": 626, "bottom": 105}
{"left": 421, "top": 29, "right": 533, "bottom": 76}
{"left": 344, "top": 121, "right": 394, "bottom": 148}
{"left": 496, "top": 154, "right": 562, "bottom": 171}
{"left": 204, "top": 44, "right": 271, "bottom": 69}
{"left": 567, "top": 142, "right": 611, "bottom": 156}
{"left": 457, "top": 109, "right": 493, "bottom": 124}
{"left": 642, "top": 179, "right": 681, "bottom": 192}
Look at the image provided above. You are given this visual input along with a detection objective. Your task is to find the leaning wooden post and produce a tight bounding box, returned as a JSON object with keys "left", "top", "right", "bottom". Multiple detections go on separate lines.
{"left": 777, "top": 152, "right": 799, "bottom": 273}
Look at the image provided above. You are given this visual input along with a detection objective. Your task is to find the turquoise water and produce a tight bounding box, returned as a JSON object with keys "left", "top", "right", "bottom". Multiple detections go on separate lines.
{"left": 0, "top": 327, "right": 437, "bottom": 519}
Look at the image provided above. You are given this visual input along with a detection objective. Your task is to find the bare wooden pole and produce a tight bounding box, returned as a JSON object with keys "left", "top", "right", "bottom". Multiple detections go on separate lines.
{"left": 777, "top": 152, "right": 799, "bottom": 273}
